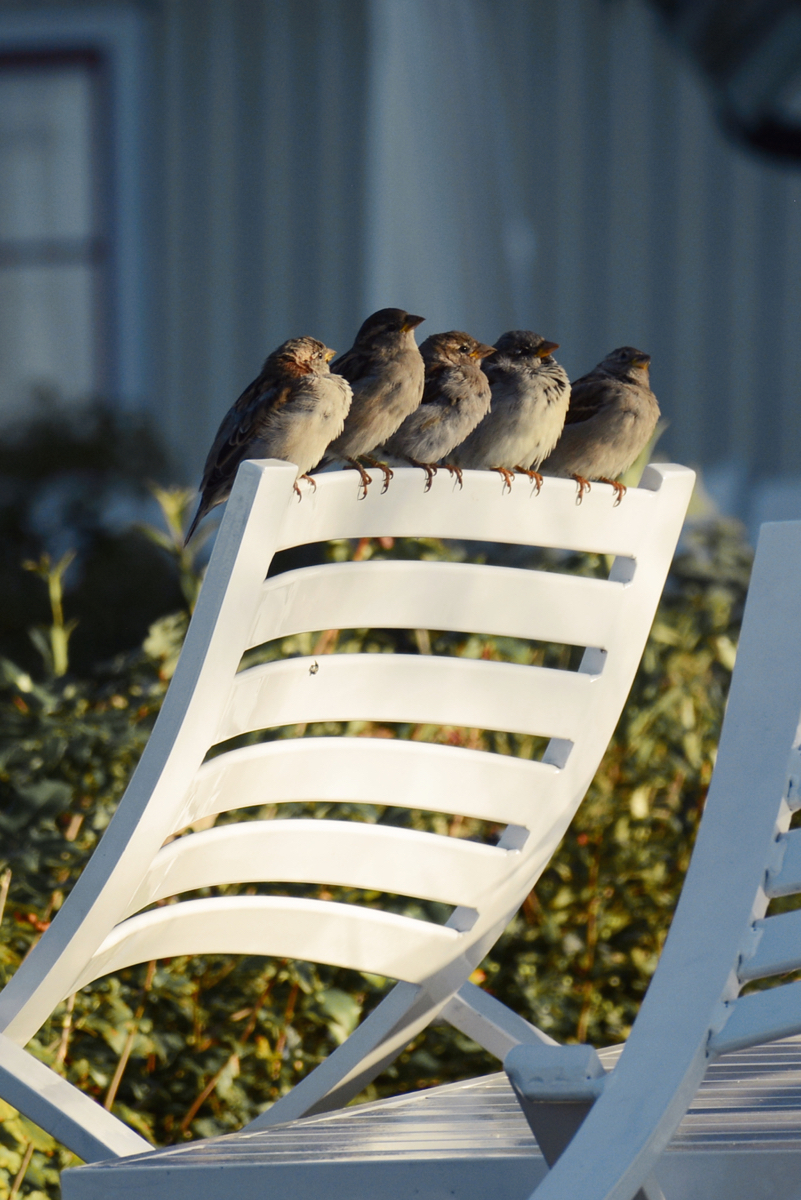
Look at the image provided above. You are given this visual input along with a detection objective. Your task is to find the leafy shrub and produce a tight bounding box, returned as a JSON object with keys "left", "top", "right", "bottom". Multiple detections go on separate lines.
{"left": 0, "top": 490, "right": 751, "bottom": 1197}
{"left": 0, "top": 400, "right": 182, "bottom": 676}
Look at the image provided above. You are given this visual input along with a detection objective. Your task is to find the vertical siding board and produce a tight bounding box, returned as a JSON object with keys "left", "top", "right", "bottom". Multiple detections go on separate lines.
{"left": 261, "top": 1, "right": 294, "bottom": 346}
{"left": 671, "top": 64, "right": 716, "bottom": 465}
{"left": 231, "top": 0, "right": 270, "bottom": 382}
{"left": 186, "top": 0, "right": 216, "bottom": 468}
{"left": 700, "top": 132, "right": 732, "bottom": 467}
{"left": 286, "top": 1, "right": 324, "bottom": 334}
{"left": 648, "top": 16, "right": 681, "bottom": 450}
{"left": 727, "top": 150, "right": 761, "bottom": 465}
{"left": 314, "top": 0, "right": 366, "bottom": 349}
{"left": 579, "top": 0, "right": 611, "bottom": 367}
{"left": 553, "top": 0, "right": 588, "bottom": 381}
{"left": 206, "top": 0, "right": 238, "bottom": 423}
{"left": 158, "top": 0, "right": 182, "bottom": 462}
{"left": 510, "top": 0, "right": 560, "bottom": 343}
{"left": 755, "top": 165, "right": 790, "bottom": 477}
{"left": 779, "top": 172, "right": 801, "bottom": 476}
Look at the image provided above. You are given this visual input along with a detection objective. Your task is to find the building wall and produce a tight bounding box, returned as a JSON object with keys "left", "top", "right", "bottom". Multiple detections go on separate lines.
{"left": 1, "top": 0, "right": 799, "bottom": 510}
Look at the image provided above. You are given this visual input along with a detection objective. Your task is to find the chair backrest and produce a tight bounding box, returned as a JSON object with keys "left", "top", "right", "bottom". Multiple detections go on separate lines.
{"left": 0, "top": 460, "right": 694, "bottom": 1159}
{"left": 528, "top": 519, "right": 801, "bottom": 1200}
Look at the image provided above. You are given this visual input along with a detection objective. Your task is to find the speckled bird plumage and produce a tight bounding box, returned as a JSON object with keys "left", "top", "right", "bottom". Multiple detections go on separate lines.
{"left": 449, "top": 330, "right": 570, "bottom": 476}
{"left": 324, "top": 308, "right": 425, "bottom": 461}
{"left": 380, "top": 331, "right": 494, "bottom": 466}
{"left": 185, "top": 336, "right": 351, "bottom": 543}
{"left": 540, "top": 346, "right": 659, "bottom": 485}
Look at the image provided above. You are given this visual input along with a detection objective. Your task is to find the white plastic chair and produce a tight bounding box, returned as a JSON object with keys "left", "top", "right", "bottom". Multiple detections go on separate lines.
{"left": 506, "top": 518, "right": 801, "bottom": 1200}
{"left": 0, "top": 460, "right": 693, "bottom": 1181}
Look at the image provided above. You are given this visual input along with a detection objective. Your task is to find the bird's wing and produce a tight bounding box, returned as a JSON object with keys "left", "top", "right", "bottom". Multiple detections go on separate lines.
{"left": 563, "top": 372, "right": 619, "bottom": 426}
{"left": 422, "top": 365, "right": 480, "bottom": 409}
{"left": 330, "top": 345, "right": 380, "bottom": 385}
{"left": 199, "top": 376, "right": 292, "bottom": 491}
{"left": 420, "top": 364, "right": 451, "bottom": 405}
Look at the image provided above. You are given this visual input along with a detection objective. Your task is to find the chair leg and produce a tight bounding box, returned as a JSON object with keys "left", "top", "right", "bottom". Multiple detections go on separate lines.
{"left": 442, "top": 981, "right": 559, "bottom": 1058}
{"left": 505, "top": 1044, "right": 666, "bottom": 1200}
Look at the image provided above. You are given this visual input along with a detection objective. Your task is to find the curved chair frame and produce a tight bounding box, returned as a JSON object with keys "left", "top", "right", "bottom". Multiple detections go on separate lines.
{"left": 524, "top": 519, "right": 801, "bottom": 1200}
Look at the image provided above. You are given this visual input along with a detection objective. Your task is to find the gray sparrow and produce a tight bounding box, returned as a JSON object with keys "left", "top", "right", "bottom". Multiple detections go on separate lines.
{"left": 379, "top": 330, "right": 495, "bottom": 489}
{"left": 449, "top": 330, "right": 570, "bottom": 491}
{"left": 322, "top": 307, "right": 425, "bottom": 492}
{"left": 540, "top": 346, "right": 659, "bottom": 503}
{"left": 185, "top": 336, "right": 351, "bottom": 543}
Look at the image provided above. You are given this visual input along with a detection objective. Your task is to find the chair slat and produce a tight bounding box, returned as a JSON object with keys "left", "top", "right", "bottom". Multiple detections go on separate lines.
{"left": 248, "top": 560, "right": 624, "bottom": 652}
{"left": 184, "top": 737, "right": 560, "bottom": 831}
{"left": 738, "top": 910, "right": 801, "bottom": 982}
{"left": 68, "top": 897, "right": 458, "bottom": 998}
{"left": 710, "top": 980, "right": 801, "bottom": 1057}
{"left": 216, "top": 654, "right": 596, "bottom": 744}
{"left": 126, "top": 820, "right": 509, "bottom": 916}
{"left": 277, "top": 466, "right": 670, "bottom": 556}
{"left": 766, "top": 829, "right": 801, "bottom": 897}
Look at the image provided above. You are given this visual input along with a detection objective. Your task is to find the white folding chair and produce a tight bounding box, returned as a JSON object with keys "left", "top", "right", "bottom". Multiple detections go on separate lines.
{"left": 507, "top": 518, "right": 801, "bottom": 1200}
{"left": 0, "top": 460, "right": 693, "bottom": 1188}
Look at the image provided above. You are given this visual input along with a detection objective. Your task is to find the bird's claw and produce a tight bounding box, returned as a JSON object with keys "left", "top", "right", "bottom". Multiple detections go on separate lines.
{"left": 407, "top": 458, "right": 438, "bottom": 492}
{"left": 572, "top": 474, "right": 592, "bottom": 505}
{"left": 598, "top": 477, "right": 626, "bottom": 506}
{"left": 345, "top": 458, "right": 373, "bottom": 499}
{"left": 515, "top": 466, "right": 543, "bottom": 495}
{"left": 493, "top": 466, "right": 516, "bottom": 493}
{"left": 361, "top": 455, "right": 393, "bottom": 494}
{"left": 442, "top": 462, "right": 464, "bottom": 489}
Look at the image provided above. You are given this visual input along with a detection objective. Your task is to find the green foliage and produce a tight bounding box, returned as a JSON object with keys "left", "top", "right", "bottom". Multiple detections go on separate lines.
{"left": 0, "top": 494, "right": 752, "bottom": 1196}
{"left": 0, "top": 400, "right": 183, "bottom": 675}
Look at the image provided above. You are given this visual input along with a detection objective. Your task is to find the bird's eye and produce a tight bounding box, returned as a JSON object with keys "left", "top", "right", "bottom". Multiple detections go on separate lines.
{"left": 459, "top": 344, "right": 470, "bottom": 353}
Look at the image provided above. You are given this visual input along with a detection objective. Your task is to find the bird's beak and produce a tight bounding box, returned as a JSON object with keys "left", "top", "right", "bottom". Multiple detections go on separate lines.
{"left": 631, "top": 354, "right": 651, "bottom": 369}
{"left": 403, "top": 315, "right": 425, "bottom": 331}
{"left": 472, "top": 343, "right": 496, "bottom": 359}
{"left": 537, "top": 341, "right": 560, "bottom": 357}
{"left": 324, "top": 348, "right": 337, "bottom": 362}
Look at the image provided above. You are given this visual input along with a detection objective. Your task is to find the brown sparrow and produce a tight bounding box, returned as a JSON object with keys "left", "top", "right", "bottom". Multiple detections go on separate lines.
{"left": 380, "top": 330, "right": 495, "bottom": 488}
{"left": 449, "top": 330, "right": 570, "bottom": 492}
{"left": 540, "top": 346, "right": 659, "bottom": 503}
{"left": 322, "top": 308, "right": 425, "bottom": 492}
{"left": 185, "top": 336, "right": 351, "bottom": 543}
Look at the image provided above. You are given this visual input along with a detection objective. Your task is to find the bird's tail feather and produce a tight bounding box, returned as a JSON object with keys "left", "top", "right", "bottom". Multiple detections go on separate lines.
{"left": 183, "top": 502, "right": 204, "bottom": 546}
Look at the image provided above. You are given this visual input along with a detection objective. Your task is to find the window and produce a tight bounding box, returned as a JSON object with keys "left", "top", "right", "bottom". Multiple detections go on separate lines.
{"left": 0, "top": 8, "right": 148, "bottom": 418}
{"left": 0, "top": 50, "right": 109, "bottom": 418}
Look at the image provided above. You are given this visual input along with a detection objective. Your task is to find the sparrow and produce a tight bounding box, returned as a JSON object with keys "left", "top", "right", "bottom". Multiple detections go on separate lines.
{"left": 539, "top": 346, "right": 659, "bottom": 504}
{"left": 448, "top": 330, "right": 570, "bottom": 491}
{"left": 184, "top": 336, "right": 351, "bottom": 543}
{"left": 322, "top": 308, "right": 425, "bottom": 493}
{"left": 379, "top": 331, "right": 495, "bottom": 489}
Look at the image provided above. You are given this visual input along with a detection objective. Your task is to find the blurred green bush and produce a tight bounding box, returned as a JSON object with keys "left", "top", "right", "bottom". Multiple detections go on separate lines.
{"left": 0, "top": 480, "right": 752, "bottom": 1198}
{"left": 0, "top": 400, "right": 183, "bottom": 676}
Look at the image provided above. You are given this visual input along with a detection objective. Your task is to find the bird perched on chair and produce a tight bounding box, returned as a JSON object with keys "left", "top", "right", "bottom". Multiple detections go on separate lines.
{"left": 184, "top": 336, "right": 351, "bottom": 543}
{"left": 539, "top": 346, "right": 659, "bottom": 504}
{"left": 379, "top": 331, "right": 495, "bottom": 489}
{"left": 448, "top": 330, "right": 570, "bottom": 491}
{"left": 322, "top": 308, "right": 425, "bottom": 493}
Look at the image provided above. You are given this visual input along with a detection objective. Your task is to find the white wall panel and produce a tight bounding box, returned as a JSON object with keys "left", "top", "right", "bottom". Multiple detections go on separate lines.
{"left": 3, "top": 0, "right": 801, "bottom": 510}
